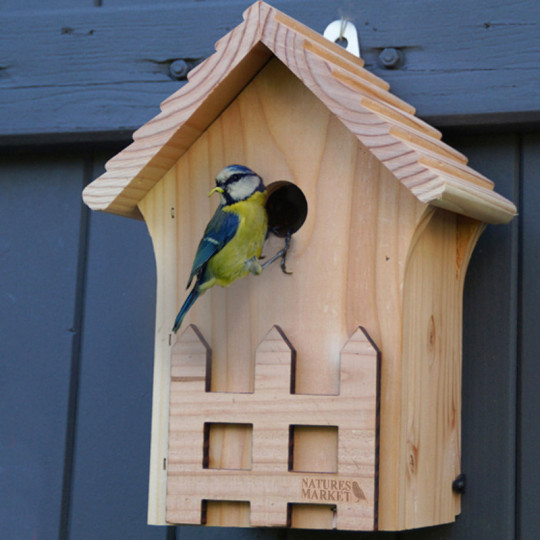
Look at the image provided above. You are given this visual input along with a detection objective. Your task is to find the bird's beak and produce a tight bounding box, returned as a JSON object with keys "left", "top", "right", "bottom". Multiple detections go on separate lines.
{"left": 208, "top": 187, "right": 225, "bottom": 197}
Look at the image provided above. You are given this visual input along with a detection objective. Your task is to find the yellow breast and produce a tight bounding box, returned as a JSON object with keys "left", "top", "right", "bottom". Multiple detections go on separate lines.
{"left": 204, "top": 191, "right": 267, "bottom": 289}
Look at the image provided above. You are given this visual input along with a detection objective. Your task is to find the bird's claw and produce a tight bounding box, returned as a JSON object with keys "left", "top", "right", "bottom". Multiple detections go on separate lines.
{"left": 280, "top": 256, "right": 292, "bottom": 275}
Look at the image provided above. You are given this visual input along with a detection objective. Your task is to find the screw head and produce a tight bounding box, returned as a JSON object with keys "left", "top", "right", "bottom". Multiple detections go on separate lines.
{"left": 379, "top": 48, "right": 403, "bottom": 69}
{"left": 452, "top": 473, "right": 466, "bottom": 494}
{"left": 169, "top": 59, "right": 189, "bottom": 80}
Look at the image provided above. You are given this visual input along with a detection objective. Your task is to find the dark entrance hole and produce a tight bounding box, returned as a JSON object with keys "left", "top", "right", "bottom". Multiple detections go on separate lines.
{"left": 265, "top": 181, "right": 308, "bottom": 238}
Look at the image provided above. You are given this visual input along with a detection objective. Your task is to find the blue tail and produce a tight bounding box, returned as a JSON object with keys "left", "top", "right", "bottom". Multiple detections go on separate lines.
{"left": 172, "top": 285, "right": 200, "bottom": 333}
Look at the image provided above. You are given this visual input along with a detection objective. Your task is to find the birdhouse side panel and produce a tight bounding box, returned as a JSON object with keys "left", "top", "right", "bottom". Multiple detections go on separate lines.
{"left": 137, "top": 165, "right": 179, "bottom": 525}
{"left": 401, "top": 208, "right": 484, "bottom": 529}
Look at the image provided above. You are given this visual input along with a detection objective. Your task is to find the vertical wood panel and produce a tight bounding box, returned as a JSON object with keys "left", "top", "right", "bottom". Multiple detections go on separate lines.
{"left": 0, "top": 149, "right": 86, "bottom": 539}
{"left": 518, "top": 134, "right": 540, "bottom": 539}
{"left": 402, "top": 209, "right": 481, "bottom": 527}
{"left": 454, "top": 135, "right": 519, "bottom": 540}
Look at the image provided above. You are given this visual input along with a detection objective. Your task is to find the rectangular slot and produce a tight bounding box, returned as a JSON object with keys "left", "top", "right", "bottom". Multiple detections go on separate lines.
{"left": 289, "top": 425, "right": 338, "bottom": 473}
{"left": 202, "top": 500, "right": 250, "bottom": 527}
{"left": 203, "top": 423, "right": 253, "bottom": 470}
{"left": 288, "top": 503, "right": 336, "bottom": 529}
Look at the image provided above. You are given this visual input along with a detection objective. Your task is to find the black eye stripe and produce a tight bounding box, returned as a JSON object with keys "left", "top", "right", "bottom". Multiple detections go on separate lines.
{"left": 225, "top": 173, "right": 243, "bottom": 185}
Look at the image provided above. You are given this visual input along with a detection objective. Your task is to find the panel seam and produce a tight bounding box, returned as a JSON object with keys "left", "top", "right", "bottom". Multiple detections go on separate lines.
{"left": 58, "top": 152, "right": 92, "bottom": 540}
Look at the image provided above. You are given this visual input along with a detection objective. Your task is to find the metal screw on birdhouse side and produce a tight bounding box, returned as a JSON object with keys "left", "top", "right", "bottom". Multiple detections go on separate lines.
{"left": 169, "top": 59, "right": 190, "bottom": 80}
{"left": 452, "top": 473, "right": 466, "bottom": 494}
{"left": 378, "top": 47, "right": 404, "bottom": 69}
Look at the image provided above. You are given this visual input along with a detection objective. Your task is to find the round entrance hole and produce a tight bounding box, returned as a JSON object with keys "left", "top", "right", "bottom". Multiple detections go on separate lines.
{"left": 265, "top": 181, "right": 308, "bottom": 238}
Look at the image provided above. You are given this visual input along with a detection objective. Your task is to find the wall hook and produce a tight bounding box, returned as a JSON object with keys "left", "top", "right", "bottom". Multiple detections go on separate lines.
{"left": 323, "top": 18, "right": 360, "bottom": 57}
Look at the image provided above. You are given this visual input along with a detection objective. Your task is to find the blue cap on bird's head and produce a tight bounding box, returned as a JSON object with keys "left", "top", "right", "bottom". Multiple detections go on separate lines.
{"left": 210, "top": 164, "right": 266, "bottom": 204}
{"left": 218, "top": 164, "right": 255, "bottom": 177}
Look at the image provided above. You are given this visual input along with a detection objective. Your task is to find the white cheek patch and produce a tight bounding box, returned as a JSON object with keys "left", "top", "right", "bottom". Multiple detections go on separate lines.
{"left": 227, "top": 175, "right": 260, "bottom": 201}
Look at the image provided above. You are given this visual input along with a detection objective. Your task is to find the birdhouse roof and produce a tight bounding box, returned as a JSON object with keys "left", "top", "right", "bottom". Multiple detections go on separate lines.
{"left": 83, "top": 0, "right": 516, "bottom": 224}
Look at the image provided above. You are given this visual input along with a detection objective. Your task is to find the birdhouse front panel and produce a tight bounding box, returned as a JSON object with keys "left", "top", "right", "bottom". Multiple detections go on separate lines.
{"left": 82, "top": 1, "right": 517, "bottom": 531}
{"left": 137, "top": 56, "right": 452, "bottom": 530}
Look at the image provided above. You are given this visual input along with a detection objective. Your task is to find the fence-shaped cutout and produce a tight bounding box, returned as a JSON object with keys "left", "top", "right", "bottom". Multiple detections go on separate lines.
{"left": 166, "top": 325, "right": 380, "bottom": 530}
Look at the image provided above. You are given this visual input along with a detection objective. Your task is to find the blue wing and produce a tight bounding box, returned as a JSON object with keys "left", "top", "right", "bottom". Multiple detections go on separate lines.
{"left": 186, "top": 206, "right": 239, "bottom": 288}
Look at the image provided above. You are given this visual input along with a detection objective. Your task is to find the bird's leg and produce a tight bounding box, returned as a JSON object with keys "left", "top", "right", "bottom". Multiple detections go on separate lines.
{"left": 262, "top": 231, "right": 292, "bottom": 274}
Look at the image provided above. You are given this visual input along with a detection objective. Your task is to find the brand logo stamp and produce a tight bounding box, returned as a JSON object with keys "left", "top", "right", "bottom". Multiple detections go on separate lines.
{"left": 300, "top": 477, "right": 366, "bottom": 503}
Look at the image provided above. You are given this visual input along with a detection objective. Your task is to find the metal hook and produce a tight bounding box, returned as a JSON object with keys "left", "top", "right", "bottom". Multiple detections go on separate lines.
{"left": 323, "top": 18, "right": 360, "bottom": 57}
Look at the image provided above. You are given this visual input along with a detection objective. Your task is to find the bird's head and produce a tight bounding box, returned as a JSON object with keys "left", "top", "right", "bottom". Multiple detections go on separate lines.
{"left": 209, "top": 165, "right": 265, "bottom": 205}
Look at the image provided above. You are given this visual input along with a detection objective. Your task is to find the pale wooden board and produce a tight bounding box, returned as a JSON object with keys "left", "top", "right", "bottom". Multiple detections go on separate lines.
{"left": 166, "top": 325, "right": 379, "bottom": 530}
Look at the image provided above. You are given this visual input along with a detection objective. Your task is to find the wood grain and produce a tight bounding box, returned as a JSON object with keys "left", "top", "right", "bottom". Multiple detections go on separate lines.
{"left": 166, "top": 325, "right": 379, "bottom": 530}
{"left": 136, "top": 54, "right": 495, "bottom": 530}
{"left": 401, "top": 210, "right": 484, "bottom": 527}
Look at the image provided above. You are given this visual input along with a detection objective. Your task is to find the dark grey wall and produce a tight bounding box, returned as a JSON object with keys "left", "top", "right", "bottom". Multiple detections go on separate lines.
{"left": 1, "top": 1, "right": 539, "bottom": 539}
{"left": 2, "top": 0, "right": 540, "bottom": 144}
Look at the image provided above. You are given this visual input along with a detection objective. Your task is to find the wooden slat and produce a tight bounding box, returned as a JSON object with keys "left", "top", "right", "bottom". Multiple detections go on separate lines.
{"left": 303, "top": 40, "right": 388, "bottom": 90}
{"left": 388, "top": 126, "right": 469, "bottom": 167}
{"left": 331, "top": 67, "right": 416, "bottom": 116}
{"left": 359, "top": 95, "right": 442, "bottom": 141}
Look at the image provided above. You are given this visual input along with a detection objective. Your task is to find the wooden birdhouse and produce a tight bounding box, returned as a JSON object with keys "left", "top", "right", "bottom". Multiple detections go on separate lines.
{"left": 82, "top": 1, "right": 516, "bottom": 532}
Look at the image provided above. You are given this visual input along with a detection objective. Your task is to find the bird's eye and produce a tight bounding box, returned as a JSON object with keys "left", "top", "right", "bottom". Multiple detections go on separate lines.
{"left": 227, "top": 173, "right": 241, "bottom": 184}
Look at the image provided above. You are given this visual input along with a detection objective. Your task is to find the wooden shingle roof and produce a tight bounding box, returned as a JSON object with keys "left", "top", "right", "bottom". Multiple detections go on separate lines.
{"left": 83, "top": 0, "right": 516, "bottom": 224}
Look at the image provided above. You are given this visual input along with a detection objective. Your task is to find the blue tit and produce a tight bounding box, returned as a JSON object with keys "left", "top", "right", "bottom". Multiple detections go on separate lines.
{"left": 172, "top": 165, "right": 268, "bottom": 333}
